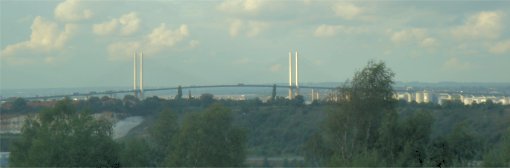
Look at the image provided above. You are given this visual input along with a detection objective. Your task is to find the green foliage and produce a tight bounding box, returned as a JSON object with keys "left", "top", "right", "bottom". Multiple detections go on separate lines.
{"left": 483, "top": 128, "right": 510, "bottom": 167}
{"left": 448, "top": 123, "right": 482, "bottom": 166}
{"left": 169, "top": 104, "right": 246, "bottom": 167}
{"left": 316, "top": 60, "right": 397, "bottom": 166}
{"left": 9, "top": 99, "right": 119, "bottom": 167}
{"left": 119, "top": 138, "right": 151, "bottom": 167}
{"left": 293, "top": 95, "right": 305, "bottom": 106}
{"left": 376, "top": 110, "right": 400, "bottom": 165}
{"left": 427, "top": 136, "right": 453, "bottom": 167}
{"left": 12, "top": 98, "right": 28, "bottom": 112}
{"left": 200, "top": 93, "right": 214, "bottom": 107}
{"left": 303, "top": 132, "right": 332, "bottom": 166}
{"left": 149, "top": 108, "right": 179, "bottom": 166}
{"left": 123, "top": 95, "right": 139, "bottom": 109}
{"left": 396, "top": 111, "right": 434, "bottom": 167}
{"left": 347, "top": 60, "right": 396, "bottom": 149}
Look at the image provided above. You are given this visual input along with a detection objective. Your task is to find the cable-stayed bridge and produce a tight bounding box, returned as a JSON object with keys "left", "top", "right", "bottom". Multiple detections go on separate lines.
{"left": 21, "top": 84, "right": 337, "bottom": 100}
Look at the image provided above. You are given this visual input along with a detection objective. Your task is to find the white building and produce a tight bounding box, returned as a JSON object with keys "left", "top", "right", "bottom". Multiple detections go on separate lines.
{"left": 415, "top": 92, "right": 423, "bottom": 103}
{"left": 0, "top": 115, "right": 27, "bottom": 134}
{"left": 423, "top": 91, "right": 431, "bottom": 103}
{"left": 438, "top": 93, "right": 452, "bottom": 105}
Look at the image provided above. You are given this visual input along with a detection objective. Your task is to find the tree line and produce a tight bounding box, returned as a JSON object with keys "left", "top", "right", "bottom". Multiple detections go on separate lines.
{"left": 303, "top": 60, "right": 510, "bottom": 167}
{"left": 6, "top": 60, "right": 510, "bottom": 167}
{"left": 9, "top": 99, "right": 246, "bottom": 167}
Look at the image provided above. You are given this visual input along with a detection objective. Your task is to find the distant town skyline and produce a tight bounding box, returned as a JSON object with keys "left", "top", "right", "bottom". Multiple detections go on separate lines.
{"left": 1, "top": 0, "right": 510, "bottom": 89}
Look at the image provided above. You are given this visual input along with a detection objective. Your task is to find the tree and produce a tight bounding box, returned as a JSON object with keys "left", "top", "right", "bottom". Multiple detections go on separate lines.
{"left": 119, "top": 138, "right": 151, "bottom": 167}
{"left": 306, "top": 60, "right": 397, "bottom": 166}
{"left": 293, "top": 95, "right": 305, "bottom": 106}
{"left": 200, "top": 93, "right": 214, "bottom": 107}
{"left": 272, "top": 84, "right": 277, "bottom": 101}
{"left": 12, "top": 97, "right": 28, "bottom": 112}
{"left": 448, "top": 123, "right": 482, "bottom": 166}
{"left": 169, "top": 104, "right": 246, "bottom": 167}
{"left": 304, "top": 132, "right": 332, "bottom": 166}
{"left": 123, "top": 95, "right": 139, "bottom": 108}
{"left": 9, "top": 99, "right": 119, "bottom": 167}
{"left": 428, "top": 136, "right": 453, "bottom": 167}
{"left": 347, "top": 60, "right": 396, "bottom": 149}
{"left": 396, "top": 111, "right": 434, "bottom": 167}
{"left": 175, "top": 85, "right": 183, "bottom": 100}
{"left": 149, "top": 108, "right": 179, "bottom": 166}
{"left": 376, "top": 110, "right": 400, "bottom": 165}
{"left": 483, "top": 128, "right": 510, "bottom": 166}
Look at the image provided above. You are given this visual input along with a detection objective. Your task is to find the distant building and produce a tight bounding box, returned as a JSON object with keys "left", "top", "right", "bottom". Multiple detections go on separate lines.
{"left": 0, "top": 115, "right": 28, "bottom": 134}
{"left": 415, "top": 92, "right": 423, "bottom": 103}
{"left": 423, "top": 91, "right": 431, "bottom": 103}
{"left": 438, "top": 93, "right": 452, "bottom": 105}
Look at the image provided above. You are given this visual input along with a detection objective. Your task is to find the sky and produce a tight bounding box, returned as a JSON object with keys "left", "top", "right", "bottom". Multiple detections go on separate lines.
{"left": 1, "top": 0, "right": 510, "bottom": 90}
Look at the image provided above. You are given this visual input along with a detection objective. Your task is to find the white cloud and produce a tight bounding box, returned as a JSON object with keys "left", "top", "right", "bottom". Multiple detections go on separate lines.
{"left": 147, "top": 24, "right": 189, "bottom": 48}
{"left": 218, "top": 0, "right": 264, "bottom": 14}
{"left": 270, "top": 64, "right": 282, "bottom": 72}
{"left": 54, "top": 0, "right": 93, "bottom": 21}
{"left": 107, "top": 41, "right": 141, "bottom": 60}
{"left": 93, "top": 19, "right": 117, "bottom": 35}
{"left": 452, "top": 11, "right": 503, "bottom": 39}
{"left": 107, "top": 23, "right": 190, "bottom": 60}
{"left": 119, "top": 12, "right": 140, "bottom": 35}
{"left": 189, "top": 40, "right": 200, "bottom": 48}
{"left": 490, "top": 40, "right": 510, "bottom": 54}
{"left": 1, "top": 16, "right": 77, "bottom": 61}
{"left": 246, "top": 21, "right": 268, "bottom": 37}
{"left": 421, "top": 37, "right": 437, "bottom": 48}
{"left": 332, "top": 2, "right": 362, "bottom": 20}
{"left": 443, "top": 57, "right": 471, "bottom": 71}
{"left": 229, "top": 19, "right": 243, "bottom": 37}
{"left": 92, "top": 12, "right": 140, "bottom": 36}
{"left": 228, "top": 19, "right": 268, "bottom": 37}
{"left": 314, "top": 24, "right": 362, "bottom": 37}
{"left": 390, "top": 28, "right": 437, "bottom": 48}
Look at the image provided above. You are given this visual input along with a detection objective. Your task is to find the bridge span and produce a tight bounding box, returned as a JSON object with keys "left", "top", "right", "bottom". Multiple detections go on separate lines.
{"left": 12, "top": 83, "right": 502, "bottom": 101}
{"left": 21, "top": 84, "right": 337, "bottom": 100}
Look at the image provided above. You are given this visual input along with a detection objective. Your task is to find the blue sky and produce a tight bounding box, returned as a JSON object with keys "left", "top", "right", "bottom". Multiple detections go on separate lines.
{"left": 1, "top": 0, "right": 510, "bottom": 89}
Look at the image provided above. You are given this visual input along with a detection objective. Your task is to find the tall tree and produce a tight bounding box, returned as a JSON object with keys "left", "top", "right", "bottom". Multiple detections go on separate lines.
{"left": 448, "top": 123, "right": 481, "bottom": 166}
{"left": 169, "top": 104, "right": 246, "bottom": 167}
{"left": 396, "top": 111, "right": 434, "bottom": 167}
{"left": 309, "top": 60, "right": 397, "bottom": 166}
{"left": 9, "top": 99, "right": 119, "bottom": 167}
{"left": 271, "top": 84, "right": 277, "bottom": 101}
{"left": 119, "top": 138, "right": 151, "bottom": 167}
{"left": 149, "top": 108, "right": 179, "bottom": 166}
{"left": 347, "top": 60, "right": 396, "bottom": 149}
{"left": 483, "top": 128, "right": 510, "bottom": 167}
{"left": 12, "top": 97, "right": 28, "bottom": 112}
{"left": 175, "top": 85, "right": 183, "bottom": 100}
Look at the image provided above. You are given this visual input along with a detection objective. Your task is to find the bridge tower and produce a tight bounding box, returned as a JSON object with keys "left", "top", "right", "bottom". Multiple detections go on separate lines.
{"left": 289, "top": 50, "right": 293, "bottom": 99}
{"left": 133, "top": 52, "right": 138, "bottom": 97}
{"left": 295, "top": 50, "right": 299, "bottom": 96}
{"left": 139, "top": 51, "right": 144, "bottom": 98}
{"left": 133, "top": 51, "right": 144, "bottom": 98}
{"left": 288, "top": 50, "right": 300, "bottom": 99}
